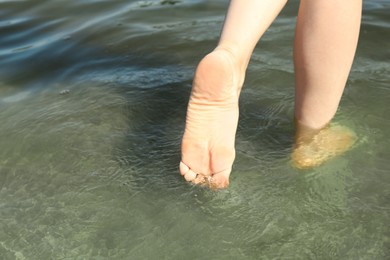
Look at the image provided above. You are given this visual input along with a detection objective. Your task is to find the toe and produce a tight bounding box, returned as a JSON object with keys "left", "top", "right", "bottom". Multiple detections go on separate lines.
{"left": 179, "top": 161, "right": 190, "bottom": 176}
{"left": 208, "top": 167, "right": 231, "bottom": 189}
{"left": 183, "top": 169, "right": 198, "bottom": 182}
{"left": 180, "top": 161, "right": 197, "bottom": 182}
{"left": 180, "top": 161, "right": 211, "bottom": 185}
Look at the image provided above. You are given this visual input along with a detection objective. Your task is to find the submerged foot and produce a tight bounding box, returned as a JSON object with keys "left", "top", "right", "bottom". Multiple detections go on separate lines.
{"left": 292, "top": 123, "right": 357, "bottom": 169}
{"left": 180, "top": 49, "right": 244, "bottom": 189}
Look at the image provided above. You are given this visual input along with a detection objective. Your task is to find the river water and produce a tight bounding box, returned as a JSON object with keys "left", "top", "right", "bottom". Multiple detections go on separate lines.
{"left": 1, "top": 0, "right": 389, "bottom": 259}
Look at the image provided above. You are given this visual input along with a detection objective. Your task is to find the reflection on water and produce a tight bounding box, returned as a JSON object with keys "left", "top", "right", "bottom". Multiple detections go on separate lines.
{"left": 1, "top": 0, "right": 390, "bottom": 259}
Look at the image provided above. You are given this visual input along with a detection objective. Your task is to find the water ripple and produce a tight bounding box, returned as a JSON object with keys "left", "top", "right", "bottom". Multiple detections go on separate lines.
{"left": 1, "top": 0, "right": 390, "bottom": 259}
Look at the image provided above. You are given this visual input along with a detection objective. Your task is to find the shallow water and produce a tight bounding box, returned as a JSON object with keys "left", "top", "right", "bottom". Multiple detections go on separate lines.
{"left": 1, "top": 0, "right": 390, "bottom": 259}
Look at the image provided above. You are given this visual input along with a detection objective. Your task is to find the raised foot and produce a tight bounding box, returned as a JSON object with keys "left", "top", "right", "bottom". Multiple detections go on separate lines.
{"left": 292, "top": 124, "right": 357, "bottom": 169}
{"left": 180, "top": 49, "right": 243, "bottom": 189}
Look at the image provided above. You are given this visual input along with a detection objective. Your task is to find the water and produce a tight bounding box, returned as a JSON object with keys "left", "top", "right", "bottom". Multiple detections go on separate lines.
{"left": 1, "top": 0, "right": 389, "bottom": 259}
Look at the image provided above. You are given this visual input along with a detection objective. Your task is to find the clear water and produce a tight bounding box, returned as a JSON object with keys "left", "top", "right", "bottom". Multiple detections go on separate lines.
{"left": 1, "top": 0, "right": 389, "bottom": 259}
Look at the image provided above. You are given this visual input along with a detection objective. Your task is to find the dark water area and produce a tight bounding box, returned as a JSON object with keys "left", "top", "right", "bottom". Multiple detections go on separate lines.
{"left": 1, "top": 0, "right": 390, "bottom": 259}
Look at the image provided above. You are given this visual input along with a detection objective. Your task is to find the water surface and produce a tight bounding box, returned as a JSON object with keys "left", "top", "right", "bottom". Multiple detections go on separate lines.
{"left": 1, "top": 0, "right": 390, "bottom": 259}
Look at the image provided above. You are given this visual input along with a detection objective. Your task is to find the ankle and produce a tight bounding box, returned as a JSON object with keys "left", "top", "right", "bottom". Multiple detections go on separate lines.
{"left": 294, "top": 115, "right": 332, "bottom": 131}
{"left": 212, "top": 45, "right": 247, "bottom": 87}
{"left": 294, "top": 117, "right": 330, "bottom": 144}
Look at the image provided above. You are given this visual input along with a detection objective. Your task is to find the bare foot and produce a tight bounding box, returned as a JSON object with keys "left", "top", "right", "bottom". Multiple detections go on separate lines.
{"left": 292, "top": 123, "right": 357, "bottom": 169}
{"left": 180, "top": 49, "right": 244, "bottom": 189}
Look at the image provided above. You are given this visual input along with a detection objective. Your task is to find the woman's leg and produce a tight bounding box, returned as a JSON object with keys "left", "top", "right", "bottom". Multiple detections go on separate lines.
{"left": 293, "top": 0, "right": 362, "bottom": 168}
{"left": 180, "top": 0, "right": 287, "bottom": 188}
